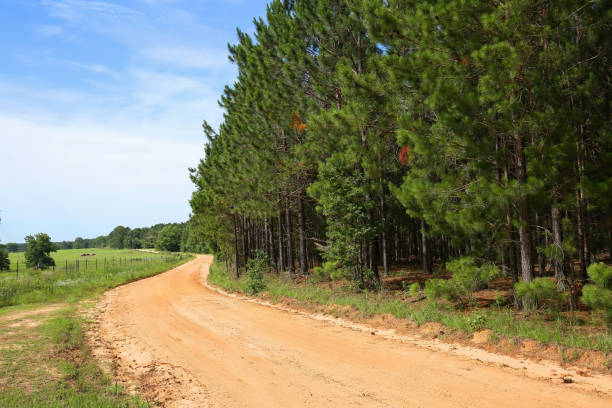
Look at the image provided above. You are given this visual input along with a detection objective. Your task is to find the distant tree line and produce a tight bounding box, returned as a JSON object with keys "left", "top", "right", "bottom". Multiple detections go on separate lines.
{"left": 4, "top": 222, "right": 202, "bottom": 254}
{"left": 188, "top": 0, "right": 611, "bottom": 307}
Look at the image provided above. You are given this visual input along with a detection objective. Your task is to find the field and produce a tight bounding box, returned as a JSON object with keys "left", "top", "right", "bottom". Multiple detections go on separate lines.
{"left": 0, "top": 248, "right": 193, "bottom": 407}
{"left": 1, "top": 248, "right": 192, "bottom": 308}
{"left": 6, "top": 248, "right": 171, "bottom": 274}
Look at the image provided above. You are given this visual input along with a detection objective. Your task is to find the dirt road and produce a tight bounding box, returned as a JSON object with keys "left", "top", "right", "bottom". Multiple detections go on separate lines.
{"left": 92, "top": 255, "right": 612, "bottom": 407}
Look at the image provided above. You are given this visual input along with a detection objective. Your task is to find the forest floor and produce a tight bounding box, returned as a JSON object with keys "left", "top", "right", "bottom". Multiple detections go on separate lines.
{"left": 88, "top": 255, "right": 612, "bottom": 407}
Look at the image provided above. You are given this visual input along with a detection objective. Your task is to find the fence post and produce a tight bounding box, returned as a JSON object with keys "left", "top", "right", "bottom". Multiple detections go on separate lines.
{"left": 16, "top": 260, "right": 19, "bottom": 279}
{"left": 65, "top": 260, "right": 68, "bottom": 272}
{"left": 86, "top": 259, "right": 88, "bottom": 272}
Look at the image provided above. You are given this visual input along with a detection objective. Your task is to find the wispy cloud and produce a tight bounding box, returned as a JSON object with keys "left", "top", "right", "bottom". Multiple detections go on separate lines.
{"left": 64, "top": 60, "right": 119, "bottom": 78}
{"left": 141, "top": 46, "right": 231, "bottom": 71}
{"left": 1, "top": 0, "right": 269, "bottom": 241}
{"left": 41, "top": 0, "right": 139, "bottom": 22}
{"left": 35, "top": 25, "right": 64, "bottom": 37}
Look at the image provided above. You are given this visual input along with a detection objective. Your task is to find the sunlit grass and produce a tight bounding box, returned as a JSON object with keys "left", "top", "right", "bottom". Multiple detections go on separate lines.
{"left": 6, "top": 248, "right": 170, "bottom": 274}
{"left": 0, "top": 307, "right": 150, "bottom": 407}
{"left": 0, "top": 253, "right": 193, "bottom": 406}
{"left": 0, "top": 250, "right": 193, "bottom": 307}
{"left": 209, "top": 262, "right": 612, "bottom": 353}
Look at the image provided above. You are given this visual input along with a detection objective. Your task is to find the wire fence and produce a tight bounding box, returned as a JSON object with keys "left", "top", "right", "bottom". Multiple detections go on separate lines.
{"left": 4, "top": 255, "right": 186, "bottom": 280}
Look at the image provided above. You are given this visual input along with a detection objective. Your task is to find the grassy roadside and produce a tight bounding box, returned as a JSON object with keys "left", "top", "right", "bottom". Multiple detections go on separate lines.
{"left": 0, "top": 254, "right": 194, "bottom": 407}
{"left": 208, "top": 262, "right": 612, "bottom": 359}
{"left": 0, "top": 306, "right": 148, "bottom": 407}
{"left": 0, "top": 253, "right": 193, "bottom": 308}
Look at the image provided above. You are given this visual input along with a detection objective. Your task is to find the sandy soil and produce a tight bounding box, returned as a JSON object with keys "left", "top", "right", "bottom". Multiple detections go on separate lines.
{"left": 89, "top": 255, "right": 612, "bottom": 407}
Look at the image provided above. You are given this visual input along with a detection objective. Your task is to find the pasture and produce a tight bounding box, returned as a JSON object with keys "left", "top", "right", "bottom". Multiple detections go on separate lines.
{"left": 6, "top": 248, "right": 169, "bottom": 274}
{"left": 1, "top": 248, "right": 192, "bottom": 308}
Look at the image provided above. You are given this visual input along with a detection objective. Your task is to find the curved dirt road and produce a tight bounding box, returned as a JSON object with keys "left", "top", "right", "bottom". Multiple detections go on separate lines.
{"left": 94, "top": 255, "right": 612, "bottom": 407}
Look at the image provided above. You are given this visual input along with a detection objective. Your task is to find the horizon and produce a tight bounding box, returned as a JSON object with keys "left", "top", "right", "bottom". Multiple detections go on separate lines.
{"left": 3, "top": 220, "right": 184, "bottom": 245}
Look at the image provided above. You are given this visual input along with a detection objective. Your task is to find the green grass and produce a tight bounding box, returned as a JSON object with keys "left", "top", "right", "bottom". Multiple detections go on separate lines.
{"left": 0, "top": 250, "right": 193, "bottom": 308}
{"left": 209, "top": 262, "right": 612, "bottom": 354}
{"left": 0, "top": 250, "right": 193, "bottom": 406}
{"left": 0, "top": 307, "right": 150, "bottom": 407}
{"left": 7, "top": 248, "right": 170, "bottom": 274}
{"left": 208, "top": 263, "right": 248, "bottom": 292}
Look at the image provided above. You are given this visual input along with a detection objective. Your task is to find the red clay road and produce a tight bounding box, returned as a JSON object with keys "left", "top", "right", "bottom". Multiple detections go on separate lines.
{"left": 95, "top": 255, "right": 612, "bottom": 407}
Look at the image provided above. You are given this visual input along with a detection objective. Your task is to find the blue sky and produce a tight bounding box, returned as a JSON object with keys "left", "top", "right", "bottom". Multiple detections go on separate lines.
{"left": 0, "top": 0, "right": 269, "bottom": 243}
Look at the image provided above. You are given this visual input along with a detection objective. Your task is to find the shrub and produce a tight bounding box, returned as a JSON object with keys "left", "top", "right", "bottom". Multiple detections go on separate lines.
{"left": 494, "top": 292, "right": 507, "bottom": 306}
{"left": 311, "top": 261, "right": 346, "bottom": 282}
{"left": 584, "top": 262, "right": 612, "bottom": 290}
{"left": 425, "top": 257, "right": 499, "bottom": 305}
{"left": 245, "top": 250, "right": 268, "bottom": 295}
{"left": 515, "top": 277, "right": 566, "bottom": 310}
{"left": 424, "top": 278, "right": 452, "bottom": 300}
{"left": 581, "top": 263, "right": 612, "bottom": 329}
{"left": 447, "top": 257, "right": 499, "bottom": 298}
{"left": 466, "top": 312, "right": 487, "bottom": 331}
{"left": 0, "top": 244, "right": 9, "bottom": 271}
{"left": 408, "top": 282, "right": 421, "bottom": 297}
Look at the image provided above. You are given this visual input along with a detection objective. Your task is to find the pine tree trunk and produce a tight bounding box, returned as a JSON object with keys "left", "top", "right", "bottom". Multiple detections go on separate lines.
{"left": 503, "top": 159, "right": 519, "bottom": 284}
{"left": 577, "top": 126, "right": 592, "bottom": 268}
{"left": 268, "top": 216, "right": 276, "bottom": 271}
{"left": 378, "top": 162, "right": 389, "bottom": 276}
{"left": 246, "top": 218, "right": 251, "bottom": 257}
{"left": 421, "top": 218, "right": 431, "bottom": 274}
{"left": 285, "top": 197, "right": 295, "bottom": 274}
{"left": 505, "top": 204, "right": 520, "bottom": 308}
{"left": 277, "top": 197, "right": 285, "bottom": 273}
{"left": 394, "top": 229, "right": 399, "bottom": 264}
{"left": 413, "top": 221, "right": 420, "bottom": 260}
{"left": 535, "top": 212, "right": 546, "bottom": 276}
{"left": 365, "top": 194, "right": 375, "bottom": 273}
{"left": 575, "top": 187, "right": 587, "bottom": 280}
{"left": 297, "top": 192, "right": 307, "bottom": 275}
{"left": 574, "top": 129, "right": 592, "bottom": 281}
{"left": 551, "top": 202, "right": 568, "bottom": 290}
{"left": 515, "top": 133, "right": 534, "bottom": 282}
{"left": 233, "top": 214, "right": 240, "bottom": 278}
{"left": 264, "top": 217, "right": 269, "bottom": 260}
{"left": 242, "top": 216, "right": 248, "bottom": 273}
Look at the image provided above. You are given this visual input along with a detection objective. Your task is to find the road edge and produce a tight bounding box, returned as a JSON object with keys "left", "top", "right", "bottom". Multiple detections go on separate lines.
{"left": 199, "top": 258, "right": 612, "bottom": 399}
